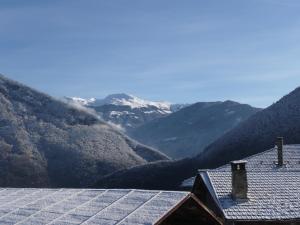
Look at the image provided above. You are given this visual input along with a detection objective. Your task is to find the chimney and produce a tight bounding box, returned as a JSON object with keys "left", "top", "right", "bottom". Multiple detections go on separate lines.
{"left": 276, "top": 137, "right": 284, "bottom": 167}
{"left": 231, "top": 160, "right": 248, "bottom": 200}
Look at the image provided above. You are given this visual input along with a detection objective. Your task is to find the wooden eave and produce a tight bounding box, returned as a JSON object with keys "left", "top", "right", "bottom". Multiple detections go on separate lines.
{"left": 154, "top": 193, "right": 224, "bottom": 225}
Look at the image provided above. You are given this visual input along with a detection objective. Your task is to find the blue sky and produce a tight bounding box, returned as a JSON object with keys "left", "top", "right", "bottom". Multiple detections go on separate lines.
{"left": 1, "top": 0, "right": 300, "bottom": 107}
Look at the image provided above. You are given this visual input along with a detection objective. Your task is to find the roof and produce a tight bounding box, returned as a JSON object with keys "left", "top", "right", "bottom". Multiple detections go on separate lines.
{"left": 0, "top": 188, "right": 188, "bottom": 225}
{"left": 216, "top": 144, "right": 300, "bottom": 172}
{"left": 182, "top": 144, "right": 300, "bottom": 187}
{"left": 207, "top": 170, "right": 300, "bottom": 221}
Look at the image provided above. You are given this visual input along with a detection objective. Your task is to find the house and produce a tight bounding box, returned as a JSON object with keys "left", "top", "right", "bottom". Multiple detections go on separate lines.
{"left": 192, "top": 162, "right": 300, "bottom": 224}
{"left": 157, "top": 137, "right": 300, "bottom": 224}
{"left": 188, "top": 137, "right": 300, "bottom": 225}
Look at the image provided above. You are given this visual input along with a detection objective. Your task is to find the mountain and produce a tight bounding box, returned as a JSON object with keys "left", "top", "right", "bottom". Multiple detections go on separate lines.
{"left": 64, "top": 94, "right": 188, "bottom": 131}
{"left": 65, "top": 93, "right": 173, "bottom": 111}
{"left": 0, "top": 74, "right": 168, "bottom": 188}
{"left": 130, "top": 101, "right": 260, "bottom": 159}
{"left": 65, "top": 96, "right": 259, "bottom": 159}
{"left": 95, "top": 86, "right": 300, "bottom": 190}
{"left": 196, "top": 86, "right": 300, "bottom": 168}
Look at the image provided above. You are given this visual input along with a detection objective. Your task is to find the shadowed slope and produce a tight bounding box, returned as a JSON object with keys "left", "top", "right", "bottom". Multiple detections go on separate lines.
{"left": 130, "top": 101, "right": 260, "bottom": 159}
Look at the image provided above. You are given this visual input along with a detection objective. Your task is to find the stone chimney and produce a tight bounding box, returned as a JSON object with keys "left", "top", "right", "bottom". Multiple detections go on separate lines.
{"left": 231, "top": 160, "right": 248, "bottom": 200}
{"left": 276, "top": 137, "right": 284, "bottom": 167}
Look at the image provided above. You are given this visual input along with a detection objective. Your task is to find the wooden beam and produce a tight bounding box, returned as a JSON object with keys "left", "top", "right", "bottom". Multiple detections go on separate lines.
{"left": 155, "top": 193, "right": 224, "bottom": 225}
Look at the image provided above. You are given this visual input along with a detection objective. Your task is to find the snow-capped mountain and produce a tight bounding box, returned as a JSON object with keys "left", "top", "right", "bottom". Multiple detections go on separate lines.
{"left": 64, "top": 94, "right": 187, "bottom": 131}
{"left": 94, "top": 93, "right": 172, "bottom": 113}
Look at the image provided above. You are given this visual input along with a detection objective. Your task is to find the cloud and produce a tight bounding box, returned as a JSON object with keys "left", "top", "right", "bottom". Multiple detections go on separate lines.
{"left": 63, "top": 97, "right": 126, "bottom": 132}
{"left": 106, "top": 121, "right": 125, "bottom": 133}
{"left": 64, "top": 99, "right": 99, "bottom": 118}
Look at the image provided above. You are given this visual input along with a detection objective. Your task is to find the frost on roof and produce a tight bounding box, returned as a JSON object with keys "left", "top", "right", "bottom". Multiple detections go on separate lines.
{"left": 216, "top": 144, "right": 300, "bottom": 172}
{"left": 0, "top": 188, "right": 188, "bottom": 225}
{"left": 217, "top": 145, "right": 300, "bottom": 171}
{"left": 181, "top": 144, "right": 300, "bottom": 188}
{"left": 208, "top": 171, "right": 300, "bottom": 220}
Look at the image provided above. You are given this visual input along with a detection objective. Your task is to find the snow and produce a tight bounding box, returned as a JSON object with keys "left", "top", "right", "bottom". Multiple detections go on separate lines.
{"left": 109, "top": 111, "right": 134, "bottom": 117}
{"left": 64, "top": 97, "right": 96, "bottom": 106}
{"left": 181, "top": 145, "right": 300, "bottom": 188}
{"left": 65, "top": 94, "right": 172, "bottom": 112}
{"left": 0, "top": 188, "right": 188, "bottom": 225}
{"left": 181, "top": 177, "right": 196, "bottom": 187}
{"left": 225, "top": 110, "right": 235, "bottom": 115}
{"left": 97, "top": 93, "right": 172, "bottom": 111}
{"left": 208, "top": 171, "right": 300, "bottom": 220}
{"left": 144, "top": 110, "right": 157, "bottom": 114}
{"left": 163, "top": 137, "right": 178, "bottom": 142}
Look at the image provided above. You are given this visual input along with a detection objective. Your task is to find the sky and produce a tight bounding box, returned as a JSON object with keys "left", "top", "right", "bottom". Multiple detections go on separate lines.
{"left": 1, "top": 0, "right": 300, "bottom": 108}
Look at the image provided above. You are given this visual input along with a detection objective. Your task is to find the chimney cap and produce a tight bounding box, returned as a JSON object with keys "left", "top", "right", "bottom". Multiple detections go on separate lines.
{"left": 231, "top": 160, "right": 247, "bottom": 165}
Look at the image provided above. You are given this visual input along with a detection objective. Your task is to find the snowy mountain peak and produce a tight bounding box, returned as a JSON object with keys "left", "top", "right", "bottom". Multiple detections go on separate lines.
{"left": 97, "top": 93, "right": 171, "bottom": 111}
{"left": 65, "top": 93, "right": 172, "bottom": 112}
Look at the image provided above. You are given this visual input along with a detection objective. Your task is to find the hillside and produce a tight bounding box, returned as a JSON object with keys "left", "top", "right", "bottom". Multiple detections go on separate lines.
{"left": 197, "top": 86, "right": 300, "bottom": 168}
{"left": 130, "top": 101, "right": 260, "bottom": 159}
{"left": 95, "top": 86, "right": 300, "bottom": 190}
{"left": 0, "top": 74, "right": 168, "bottom": 188}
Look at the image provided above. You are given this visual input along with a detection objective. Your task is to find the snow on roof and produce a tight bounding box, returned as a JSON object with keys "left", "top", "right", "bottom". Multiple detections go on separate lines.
{"left": 182, "top": 144, "right": 300, "bottom": 187}
{"left": 216, "top": 144, "right": 300, "bottom": 172}
{"left": 0, "top": 188, "right": 188, "bottom": 225}
{"left": 208, "top": 170, "right": 300, "bottom": 220}
{"left": 181, "top": 177, "right": 195, "bottom": 188}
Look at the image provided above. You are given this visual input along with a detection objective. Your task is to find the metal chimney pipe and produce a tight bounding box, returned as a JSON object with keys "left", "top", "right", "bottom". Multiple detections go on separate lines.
{"left": 276, "top": 137, "right": 284, "bottom": 167}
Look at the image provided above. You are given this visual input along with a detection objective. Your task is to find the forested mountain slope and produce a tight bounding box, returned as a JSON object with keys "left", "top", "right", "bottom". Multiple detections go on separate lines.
{"left": 0, "top": 74, "right": 168, "bottom": 187}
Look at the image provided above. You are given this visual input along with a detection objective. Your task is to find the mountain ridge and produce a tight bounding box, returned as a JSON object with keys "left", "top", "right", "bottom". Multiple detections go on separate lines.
{"left": 130, "top": 100, "right": 261, "bottom": 158}
{"left": 65, "top": 93, "right": 175, "bottom": 112}
{"left": 95, "top": 86, "right": 300, "bottom": 190}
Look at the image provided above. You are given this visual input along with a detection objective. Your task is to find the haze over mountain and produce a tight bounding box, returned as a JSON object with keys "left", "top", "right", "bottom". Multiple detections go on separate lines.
{"left": 64, "top": 94, "right": 187, "bottom": 131}
{"left": 0, "top": 74, "right": 168, "bottom": 188}
{"left": 95, "top": 86, "right": 300, "bottom": 190}
{"left": 130, "top": 101, "right": 260, "bottom": 159}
